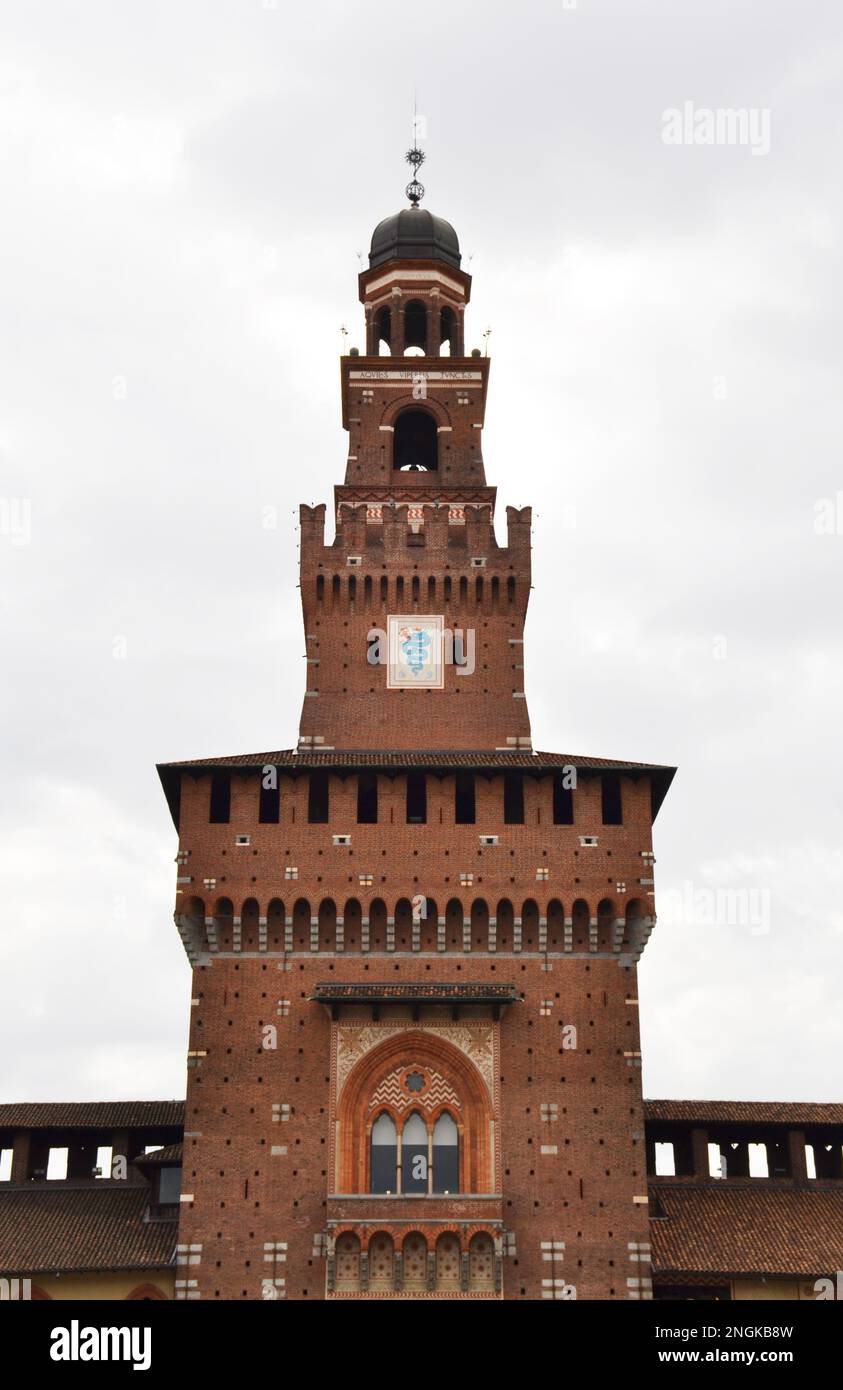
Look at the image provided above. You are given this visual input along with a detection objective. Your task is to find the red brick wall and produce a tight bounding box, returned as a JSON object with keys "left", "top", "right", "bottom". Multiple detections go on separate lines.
{"left": 174, "top": 768, "right": 655, "bottom": 1300}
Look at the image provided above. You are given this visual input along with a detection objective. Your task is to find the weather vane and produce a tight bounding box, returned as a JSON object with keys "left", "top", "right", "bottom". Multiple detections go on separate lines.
{"left": 405, "top": 144, "right": 425, "bottom": 206}
{"left": 405, "top": 99, "right": 425, "bottom": 206}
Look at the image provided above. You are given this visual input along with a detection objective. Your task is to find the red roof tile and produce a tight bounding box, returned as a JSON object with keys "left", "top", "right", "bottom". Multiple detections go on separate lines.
{"left": 157, "top": 749, "right": 675, "bottom": 828}
{"left": 0, "top": 1185, "right": 177, "bottom": 1274}
{"left": 159, "top": 748, "right": 672, "bottom": 772}
{"left": 649, "top": 1183, "right": 843, "bottom": 1277}
{"left": 134, "top": 1143, "right": 183, "bottom": 1167}
{"left": 0, "top": 1100, "right": 184, "bottom": 1132}
{"left": 645, "top": 1100, "right": 843, "bottom": 1127}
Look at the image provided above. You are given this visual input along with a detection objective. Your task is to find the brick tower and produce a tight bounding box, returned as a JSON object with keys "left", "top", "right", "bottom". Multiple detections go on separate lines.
{"left": 158, "top": 177, "right": 675, "bottom": 1301}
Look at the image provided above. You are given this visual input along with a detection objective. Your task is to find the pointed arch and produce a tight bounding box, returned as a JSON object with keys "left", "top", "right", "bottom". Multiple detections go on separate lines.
{"left": 338, "top": 1030, "right": 493, "bottom": 1193}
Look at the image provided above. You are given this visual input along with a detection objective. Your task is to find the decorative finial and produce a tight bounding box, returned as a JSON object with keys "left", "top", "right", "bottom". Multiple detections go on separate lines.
{"left": 405, "top": 144, "right": 425, "bottom": 206}
{"left": 405, "top": 97, "right": 425, "bottom": 205}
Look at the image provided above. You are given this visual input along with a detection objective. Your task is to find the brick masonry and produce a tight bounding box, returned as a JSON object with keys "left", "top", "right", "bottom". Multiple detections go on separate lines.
{"left": 166, "top": 206, "right": 669, "bottom": 1300}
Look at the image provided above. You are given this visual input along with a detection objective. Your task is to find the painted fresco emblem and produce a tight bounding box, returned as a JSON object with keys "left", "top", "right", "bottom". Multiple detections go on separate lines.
{"left": 387, "top": 614, "right": 444, "bottom": 689}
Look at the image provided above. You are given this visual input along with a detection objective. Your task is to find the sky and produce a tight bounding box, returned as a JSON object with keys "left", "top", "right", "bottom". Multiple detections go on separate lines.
{"left": 1, "top": 0, "right": 841, "bottom": 1106}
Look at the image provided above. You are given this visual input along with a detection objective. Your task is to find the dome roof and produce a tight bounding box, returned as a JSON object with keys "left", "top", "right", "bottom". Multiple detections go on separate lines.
{"left": 369, "top": 207, "right": 461, "bottom": 270}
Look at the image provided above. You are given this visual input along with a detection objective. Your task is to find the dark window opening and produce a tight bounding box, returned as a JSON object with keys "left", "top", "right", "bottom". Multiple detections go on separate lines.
{"left": 406, "top": 772, "right": 427, "bottom": 824}
{"left": 157, "top": 1167, "right": 182, "bottom": 1205}
{"left": 308, "top": 772, "right": 329, "bottom": 824}
{"left": 375, "top": 305, "right": 391, "bottom": 355}
{"left": 440, "top": 306, "right": 456, "bottom": 356}
{"left": 357, "top": 772, "right": 378, "bottom": 824}
{"left": 404, "top": 299, "right": 427, "bottom": 353}
{"left": 259, "top": 780, "right": 280, "bottom": 824}
{"left": 370, "top": 1113, "right": 397, "bottom": 1194}
{"left": 401, "top": 1112, "right": 428, "bottom": 1194}
{"left": 601, "top": 774, "right": 623, "bottom": 825}
{"left": 455, "top": 772, "right": 476, "bottom": 824}
{"left": 504, "top": 773, "right": 524, "bottom": 824}
{"left": 394, "top": 409, "right": 438, "bottom": 472}
{"left": 432, "top": 1112, "right": 459, "bottom": 1193}
{"left": 209, "top": 772, "right": 231, "bottom": 824}
{"left": 553, "top": 775, "right": 574, "bottom": 825}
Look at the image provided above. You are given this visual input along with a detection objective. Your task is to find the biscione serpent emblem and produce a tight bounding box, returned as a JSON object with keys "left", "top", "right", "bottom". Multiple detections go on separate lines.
{"left": 399, "top": 626, "right": 431, "bottom": 676}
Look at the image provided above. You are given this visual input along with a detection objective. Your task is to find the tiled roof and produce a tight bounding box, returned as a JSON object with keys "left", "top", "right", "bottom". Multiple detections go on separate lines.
{"left": 649, "top": 1183, "right": 843, "bottom": 1277}
{"left": 645, "top": 1100, "right": 843, "bottom": 1127}
{"left": 134, "top": 1143, "right": 183, "bottom": 1167}
{"left": 0, "top": 1185, "right": 177, "bottom": 1274}
{"left": 312, "top": 982, "right": 518, "bottom": 1003}
{"left": 159, "top": 748, "right": 672, "bottom": 772}
{"left": 0, "top": 1100, "right": 184, "bottom": 1132}
{"left": 157, "top": 748, "right": 675, "bottom": 828}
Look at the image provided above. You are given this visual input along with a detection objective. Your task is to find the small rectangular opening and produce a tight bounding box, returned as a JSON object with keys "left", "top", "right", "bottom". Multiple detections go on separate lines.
{"left": 406, "top": 772, "right": 427, "bottom": 824}
{"left": 209, "top": 771, "right": 231, "bottom": 823}
{"left": 504, "top": 772, "right": 524, "bottom": 824}
{"left": 601, "top": 773, "right": 623, "bottom": 825}
{"left": 455, "top": 772, "right": 476, "bottom": 825}
{"left": 47, "top": 1147, "right": 69, "bottom": 1180}
{"left": 158, "top": 1167, "right": 182, "bottom": 1205}
{"left": 0, "top": 1149, "right": 12, "bottom": 1182}
{"left": 748, "top": 1143, "right": 769, "bottom": 1178}
{"left": 708, "top": 1143, "right": 725, "bottom": 1179}
{"left": 654, "top": 1142, "right": 676, "bottom": 1176}
{"left": 259, "top": 781, "right": 280, "bottom": 824}
{"left": 553, "top": 775, "right": 574, "bottom": 825}
{"left": 357, "top": 772, "right": 378, "bottom": 824}
{"left": 308, "top": 771, "right": 330, "bottom": 824}
{"left": 95, "top": 1145, "right": 113, "bottom": 1179}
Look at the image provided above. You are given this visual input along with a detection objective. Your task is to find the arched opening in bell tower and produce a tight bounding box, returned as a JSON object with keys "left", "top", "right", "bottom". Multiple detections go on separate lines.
{"left": 375, "top": 305, "right": 391, "bottom": 355}
{"left": 440, "top": 306, "right": 456, "bottom": 356}
{"left": 393, "top": 408, "right": 438, "bottom": 471}
{"left": 403, "top": 299, "right": 427, "bottom": 354}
